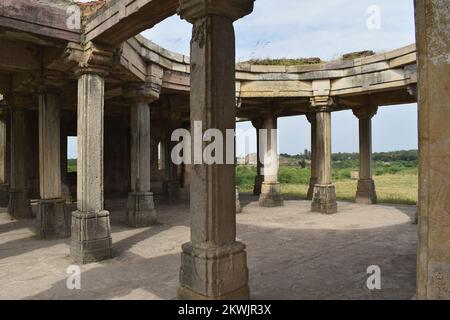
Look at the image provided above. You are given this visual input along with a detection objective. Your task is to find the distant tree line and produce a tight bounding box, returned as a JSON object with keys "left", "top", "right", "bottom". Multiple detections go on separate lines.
{"left": 280, "top": 149, "right": 418, "bottom": 163}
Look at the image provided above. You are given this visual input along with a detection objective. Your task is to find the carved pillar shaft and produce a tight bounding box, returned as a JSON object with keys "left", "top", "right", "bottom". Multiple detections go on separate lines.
{"left": 415, "top": 0, "right": 450, "bottom": 300}
{"left": 162, "top": 117, "right": 181, "bottom": 198}
{"left": 310, "top": 83, "right": 337, "bottom": 214}
{"left": 306, "top": 113, "right": 318, "bottom": 200}
{"left": 8, "top": 96, "right": 32, "bottom": 219}
{"left": 0, "top": 108, "right": 9, "bottom": 206}
{"left": 177, "top": 0, "right": 254, "bottom": 300}
{"left": 251, "top": 119, "right": 263, "bottom": 196}
{"left": 37, "top": 77, "right": 70, "bottom": 239}
{"left": 259, "top": 116, "right": 283, "bottom": 207}
{"left": 67, "top": 42, "right": 114, "bottom": 263}
{"left": 125, "top": 83, "right": 158, "bottom": 227}
{"left": 353, "top": 106, "right": 378, "bottom": 205}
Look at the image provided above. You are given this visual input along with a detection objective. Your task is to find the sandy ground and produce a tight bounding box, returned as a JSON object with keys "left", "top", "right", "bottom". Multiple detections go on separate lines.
{"left": 0, "top": 192, "right": 417, "bottom": 300}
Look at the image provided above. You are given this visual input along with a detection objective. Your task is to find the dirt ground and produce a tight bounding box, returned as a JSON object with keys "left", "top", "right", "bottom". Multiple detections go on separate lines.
{"left": 0, "top": 192, "right": 417, "bottom": 300}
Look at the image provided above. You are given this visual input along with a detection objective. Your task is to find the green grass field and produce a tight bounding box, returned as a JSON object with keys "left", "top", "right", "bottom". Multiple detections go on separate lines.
{"left": 237, "top": 165, "right": 418, "bottom": 205}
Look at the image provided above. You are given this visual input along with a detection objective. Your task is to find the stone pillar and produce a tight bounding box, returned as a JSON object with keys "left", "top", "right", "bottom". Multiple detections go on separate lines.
{"left": 0, "top": 108, "right": 9, "bottom": 206}
{"left": 37, "top": 72, "right": 70, "bottom": 238}
{"left": 236, "top": 187, "right": 242, "bottom": 213}
{"left": 306, "top": 113, "right": 318, "bottom": 200}
{"left": 251, "top": 119, "right": 263, "bottom": 196}
{"left": 353, "top": 106, "right": 378, "bottom": 205}
{"left": 162, "top": 116, "right": 181, "bottom": 199}
{"left": 310, "top": 82, "right": 337, "bottom": 214}
{"left": 177, "top": 0, "right": 254, "bottom": 300}
{"left": 415, "top": 0, "right": 450, "bottom": 300}
{"left": 60, "top": 125, "right": 72, "bottom": 204}
{"left": 258, "top": 116, "right": 283, "bottom": 207}
{"left": 8, "top": 96, "right": 32, "bottom": 219}
{"left": 125, "top": 83, "right": 157, "bottom": 227}
{"left": 68, "top": 42, "right": 113, "bottom": 263}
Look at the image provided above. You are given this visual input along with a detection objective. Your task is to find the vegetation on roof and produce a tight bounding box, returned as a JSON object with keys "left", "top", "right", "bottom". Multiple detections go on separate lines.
{"left": 241, "top": 57, "right": 323, "bottom": 66}
{"left": 342, "top": 50, "right": 376, "bottom": 60}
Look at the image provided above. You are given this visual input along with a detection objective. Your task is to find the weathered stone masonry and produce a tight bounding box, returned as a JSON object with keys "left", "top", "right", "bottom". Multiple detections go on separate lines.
{"left": 0, "top": 0, "right": 447, "bottom": 300}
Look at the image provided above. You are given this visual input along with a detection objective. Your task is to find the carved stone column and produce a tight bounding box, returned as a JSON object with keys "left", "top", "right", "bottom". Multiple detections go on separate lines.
{"left": 162, "top": 114, "right": 181, "bottom": 199}
{"left": 415, "top": 0, "right": 450, "bottom": 300}
{"left": 67, "top": 42, "right": 113, "bottom": 263}
{"left": 125, "top": 83, "right": 158, "bottom": 227}
{"left": 306, "top": 113, "right": 318, "bottom": 200}
{"left": 178, "top": 0, "right": 254, "bottom": 300}
{"left": 36, "top": 71, "right": 70, "bottom": 238}
{"left": 8, "top": 95, "right": 32, "bottom": 219}
{"left": 259, "top": 116, "right": 284, "bottom": 207}
{"left": 310, "top": 80, "right": 337, "bottom": 214}
{"left": 353, "top": 106, "right": 378, "bottom": 205}
{"left": 251, "top": 118, "right": 264, "bottom": 196}
{"left": 0, "top": 108, "right": 9, "bottom": 206}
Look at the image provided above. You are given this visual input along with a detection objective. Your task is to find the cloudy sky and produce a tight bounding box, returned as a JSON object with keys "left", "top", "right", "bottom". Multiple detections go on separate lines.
{"left": 69, "top": 0, "right": 418, "bottom": 157}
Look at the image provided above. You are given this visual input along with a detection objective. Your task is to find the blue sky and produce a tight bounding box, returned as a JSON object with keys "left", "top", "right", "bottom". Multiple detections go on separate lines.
{"left": 69, "top": 0, "right": 418, "bottom": 158}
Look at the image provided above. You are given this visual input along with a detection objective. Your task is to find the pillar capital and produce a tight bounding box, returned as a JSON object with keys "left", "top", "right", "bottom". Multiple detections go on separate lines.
{"left": 310, "top": 96, "right": 334, "bottom": 112}
{"left": 179, "top": 0, "right": 255, "bottom": 23}
{"left": 310, "top": 79, "right": 334, "bottom": 112}
{"left": 65, "top": 42, "right": 113, "bottom": 77}
{"left": 123, "top": 82, "right": 159, "bottom": 103}
{"left": 352, "top": 105, "right": 378, "bottom": 120}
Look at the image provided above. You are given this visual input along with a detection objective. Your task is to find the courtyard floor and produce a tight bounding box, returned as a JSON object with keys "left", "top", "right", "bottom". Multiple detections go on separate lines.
{"left": 0, "top": 192, "right": 417, "bottom": 300}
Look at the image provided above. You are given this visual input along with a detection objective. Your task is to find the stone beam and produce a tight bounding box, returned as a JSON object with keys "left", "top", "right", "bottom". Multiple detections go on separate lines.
{"left": 0, "top": 0, "right": 80, "bottom": 42}
{"left": 0, "top": 40, "right": 40, "bottom": 72}
{"left": 85, "top": 0, "right": 179, "bottom": 45}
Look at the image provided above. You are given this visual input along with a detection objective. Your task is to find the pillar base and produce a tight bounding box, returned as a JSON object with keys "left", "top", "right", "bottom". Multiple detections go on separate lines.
{"left": 178, "top": 241, "right": 249, "bottom": 300}
{"left": 306, "top": 177, "right": 317, "bottom": 200}
{"left": 163, "top": 180, "right": 181, "bottom": 198}
{"left": 311, "top": 184, "right": 338, "bottom": 214}
{"left": 253, "top": 175, "right": 263, "bottom": 196}
{"left": 37, "top": 198, "right": 70, "bottom": 239}
{"left": 236, "top": 188, "right": 242, "bottom": 213}
{"left": 259, "top": 182, "right": 284, "bottom": 207}
{"left": 70, "top": 210, "right": 112, "bottom": 264}
{"left": 8, "top": 189, "right": 32, "bottom": 219}
{"left": 0, "top": 183, "right": 9, "bottom": 207}
{"left": 127, "top": 192, "right": 157, "bottom": 227}
{"left": 355, "top": 179, "right": 377, "bottom": 204}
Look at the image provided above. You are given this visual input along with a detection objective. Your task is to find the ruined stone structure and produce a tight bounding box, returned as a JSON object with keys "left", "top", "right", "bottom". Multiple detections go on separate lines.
{"left": 0, "top": 0, "right": 447, "bottom": 299}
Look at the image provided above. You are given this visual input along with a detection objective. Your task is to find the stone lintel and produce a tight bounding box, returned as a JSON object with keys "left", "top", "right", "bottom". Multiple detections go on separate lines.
{"left": 179, "top": 0, "right": 255, "bottom": 23}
